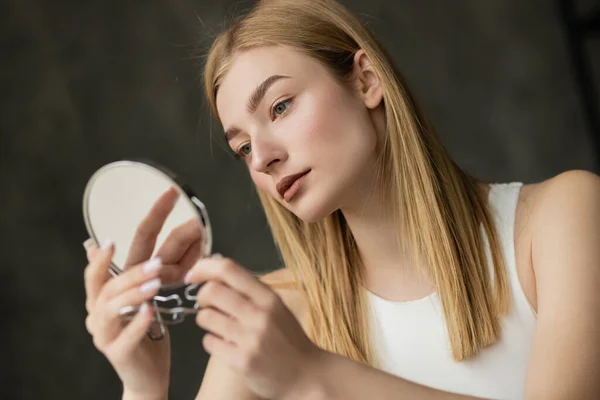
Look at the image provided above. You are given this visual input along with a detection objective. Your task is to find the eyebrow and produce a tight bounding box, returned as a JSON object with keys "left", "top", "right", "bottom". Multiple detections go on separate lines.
{"left": 224, "top": 74, "right": 290, "bottom": 142}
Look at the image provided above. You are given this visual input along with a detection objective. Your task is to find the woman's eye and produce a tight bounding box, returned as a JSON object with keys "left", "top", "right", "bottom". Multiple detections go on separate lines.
{"left": 272, "top": 99, "right": 292, "bottom": 119}
{"left": 236, "top": 143, "right": 252, "bottom": 158}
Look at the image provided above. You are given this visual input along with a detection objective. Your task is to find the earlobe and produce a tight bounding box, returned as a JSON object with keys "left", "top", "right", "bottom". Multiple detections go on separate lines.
{"left": 353, "top": 49, "right": 384, "bottom": 109}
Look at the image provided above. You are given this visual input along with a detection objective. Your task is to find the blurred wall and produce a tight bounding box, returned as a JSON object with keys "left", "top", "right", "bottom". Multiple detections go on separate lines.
{"left": 1, "top": 0, "right": 598, "bottom": 399}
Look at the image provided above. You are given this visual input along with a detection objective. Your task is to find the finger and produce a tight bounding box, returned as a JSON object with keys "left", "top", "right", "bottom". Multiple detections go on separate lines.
{"left": 85, "top": 314, "right": 93, "bottom": 334}
{"left": 157, "top": 262, "right": 192, "bottom": 284}
{"left": 123, "top": 186, "right": 180, "bottom": 268}
{"left": 83, "top": 237, "right": 99, "bottom": 263}
{"left": 99, "top": 257, "right": 163, "bottom": 301}
{"left": 195, "top": 280, "right": 259, "bottom": 324}
{"left": 202, "top": 333, "right": 240, "bottom": 370}
{"left": 147, "top": 319, "right": 165, "bottom": 339}
{"left": 83, "top": 238, "right": 97, "bottom": 253}
{"left": 86, "top": 246, "right": 100, "bottom": 263}
{"left": 196, "top": 306, "right": 244, "bottom": 344}
{"left": 156, "top": 238, "right": 203, "bottom": 284}
{"left": 107, "top": 276, "right": 162, "bottom": 315}
{"left": 105, "top": 302, "right": 155, "bottom": 361}
{"left": 184, "top": 256, "right": 275, "bottom": 310}
{"left": 84, "top": 239, "right": 115, "bottom": 309}
{"left": 155, "top": 218, "right": 203, "bottom": 284}
{"left": 178, "top": 237, "right": 203, "bottom": 270}
{"left": 92, "top": 276, "right": 161, "bottom": 349}
{"left": 155, "top": 217, "right": 203, "bottom": 265}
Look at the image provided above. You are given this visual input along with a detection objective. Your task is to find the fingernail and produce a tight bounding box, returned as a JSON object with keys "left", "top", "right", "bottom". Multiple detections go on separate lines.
{"left": 83, "top": 238, "right": 96, "bottom": 250}
{"left": 140, "top": 278, "right": 161, "bottom": 293}
{"left": 139, "top": 302, "right": 149, "bottom": 314}
{"left": 184, "top": 269, "right": 193, "bottom": 284}
{"left": 143, "top": 257, "right": 162, "bottom": 274}
{"left": 184, "top": 258, "right": 204, "bottom": 283}
{"left": 101, "top": 238, "right": 114, "bottom": 253}
{"left": 212, "top": 253, "right": 223, "bottom": 259}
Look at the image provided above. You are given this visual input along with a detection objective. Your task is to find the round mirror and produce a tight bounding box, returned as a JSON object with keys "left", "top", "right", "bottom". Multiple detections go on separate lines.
{"left": 83, "top": 160, "right": 212, "bottom": 289}
{"left": 82, "top": 160, "right": 212, "bottom": 336}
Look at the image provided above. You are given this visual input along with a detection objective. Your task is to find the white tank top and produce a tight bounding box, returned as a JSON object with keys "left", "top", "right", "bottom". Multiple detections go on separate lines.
{"left": 366, "top": 182, "right": 537, "bottom": 400}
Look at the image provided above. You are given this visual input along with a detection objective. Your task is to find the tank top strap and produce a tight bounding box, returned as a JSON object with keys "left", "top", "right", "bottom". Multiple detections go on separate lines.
{"left": 487, "top": 182, "right": 523, "bottom": 231}
{"left": 486, "top": 182, "right": 537, "bottom": 317}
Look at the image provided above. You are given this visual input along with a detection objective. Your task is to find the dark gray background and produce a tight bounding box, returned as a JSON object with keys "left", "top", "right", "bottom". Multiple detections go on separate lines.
{"left": 1, "top": 0, "right": 599, "bottom": 399}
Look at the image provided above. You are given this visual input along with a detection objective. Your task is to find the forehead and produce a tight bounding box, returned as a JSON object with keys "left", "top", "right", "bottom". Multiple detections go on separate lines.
{"left": 216, "top": 46, "right": 327, "bottom": 124}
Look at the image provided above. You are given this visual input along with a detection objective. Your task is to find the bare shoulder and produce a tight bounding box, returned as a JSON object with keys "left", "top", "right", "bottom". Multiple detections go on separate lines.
{"left": 501, "top": 170, "right": 600, "bottom": 313}
{"left": 523, "top": 169, "right": 600, "bottom": 282}
{"left": 526, "top": 169, "right": 600, "bottom": 226}
{"left": 514, "top": 169, "right": 600, "bottom": 241}
{"left": 546, "top": 168, "right": 600, "bottom": 195}
{"left": 528, "top": 169, "right": 600, "bottom": 243}
{"left": 259, "top": 267, "right": 309, "bottom": 329}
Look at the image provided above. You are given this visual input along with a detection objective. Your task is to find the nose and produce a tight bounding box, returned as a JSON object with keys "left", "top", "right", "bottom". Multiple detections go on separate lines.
{"left": 250, "top": 135, "right": 286, "bottom": 174}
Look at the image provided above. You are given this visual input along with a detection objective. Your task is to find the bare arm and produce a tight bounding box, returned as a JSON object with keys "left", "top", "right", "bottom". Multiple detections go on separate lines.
{"left": 195, "top": 270, "right": 303, "bottom": 400}
{"left": 523, "top": 170, "right": 600, "bottom": 399}
{"left": 310, "top": 352, "right": 483, "bottom": 400}
{"left": 195, "top": 355, "right": 264, "bottom": 400}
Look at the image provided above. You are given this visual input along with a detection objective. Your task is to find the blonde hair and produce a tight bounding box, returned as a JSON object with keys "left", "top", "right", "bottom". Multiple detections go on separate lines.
{"left": 203, "top": 0, "right": 510, "bottom": 364}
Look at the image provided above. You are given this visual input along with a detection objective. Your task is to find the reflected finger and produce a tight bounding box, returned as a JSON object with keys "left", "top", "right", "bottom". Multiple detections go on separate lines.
{"left": 155, "top": 217, "right": 202, "bottom": 263}
{"left": 174, "top": 237, "right": 203, "bottom": 280}
{"left": 157, "top": 263, "right": 189, "bottom": 285}
{"left": 157, "top": 223, "right": 203, "bottom": 284}
{"left": 180, "top": 237, "right": 202, "bottom": 268}
{"left": 124, "top": 186, "right": 180, "bottom": 268}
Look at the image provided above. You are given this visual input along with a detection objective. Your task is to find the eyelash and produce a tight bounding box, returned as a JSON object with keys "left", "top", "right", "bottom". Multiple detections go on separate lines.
{"left": 233, "top": 98, "right": 293, "bottom": 159}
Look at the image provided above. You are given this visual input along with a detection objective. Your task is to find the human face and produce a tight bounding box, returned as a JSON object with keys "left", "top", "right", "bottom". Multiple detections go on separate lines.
{"left": 216, "top": 46, "right": 382, "bottom": 222}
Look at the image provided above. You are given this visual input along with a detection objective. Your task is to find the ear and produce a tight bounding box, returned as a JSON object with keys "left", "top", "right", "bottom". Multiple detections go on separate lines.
{"left": 352, "top": 49, "right": 383, "bottom": 109}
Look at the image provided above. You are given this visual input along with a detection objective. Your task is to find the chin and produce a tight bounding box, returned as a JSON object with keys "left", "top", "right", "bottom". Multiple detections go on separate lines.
{"left": 294, "top": 210, "right": 329, "bottom": 224}
{"left": 284, "top": 193, "right": 339, "bottom": 224}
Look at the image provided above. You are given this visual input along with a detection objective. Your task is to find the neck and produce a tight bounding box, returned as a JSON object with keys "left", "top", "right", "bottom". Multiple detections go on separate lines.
{"left": 340, "top": 183, "right": 432, "bottom": 300}
{"left": 340, "top": 180, "right": 489, "bottom": 301}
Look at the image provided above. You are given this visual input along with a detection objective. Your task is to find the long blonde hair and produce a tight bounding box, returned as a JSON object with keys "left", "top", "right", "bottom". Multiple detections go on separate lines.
{"left": 202, "top": 0, "right": 510, "bottom": 364}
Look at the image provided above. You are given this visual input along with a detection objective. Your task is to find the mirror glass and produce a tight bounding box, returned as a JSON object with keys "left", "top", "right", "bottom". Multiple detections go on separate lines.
{"left": 83, "top": 160, "right": 212, "bottom": 289}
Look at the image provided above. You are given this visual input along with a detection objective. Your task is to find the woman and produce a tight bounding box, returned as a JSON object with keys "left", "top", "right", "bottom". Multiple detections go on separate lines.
{"left": 83, "top": 0, "right": 600, "bottom": 399}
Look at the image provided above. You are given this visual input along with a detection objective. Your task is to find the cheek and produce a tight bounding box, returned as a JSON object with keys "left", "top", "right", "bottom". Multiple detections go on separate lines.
{"left": 300, "top": 90, "right": 371, "bottom": 162}
{"left": 293, "top": 92, "right": 347, "bottom": 152}
{"left": 250, "top": 170, "right": 271, "bottom": 193}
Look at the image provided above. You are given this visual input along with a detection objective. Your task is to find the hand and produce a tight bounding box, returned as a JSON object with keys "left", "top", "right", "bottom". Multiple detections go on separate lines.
{"left": 84, "top": 240, "right": 171, "bottom": 399}
{"left": 184, "top": 255, "right": 326, "bottom": 400}
{"left": 124, "top": 186, "right": 204, "bottom": 285}
{"left": 83, "top": 186, "right": 200, "bottom": 398}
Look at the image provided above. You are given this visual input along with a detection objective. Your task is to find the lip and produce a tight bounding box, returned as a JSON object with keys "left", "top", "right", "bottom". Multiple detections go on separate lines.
{"left": 276, "top": 170, "right": 311, "bottom": 198}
